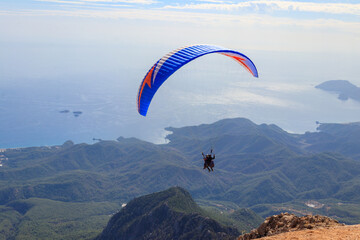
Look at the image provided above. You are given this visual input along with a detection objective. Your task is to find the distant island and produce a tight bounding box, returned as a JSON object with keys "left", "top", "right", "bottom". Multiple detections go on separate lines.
{"left": 59, "top": 110, "right": 70, "bottom": 113}
{"left": 315, "top": 80, "right": 360, "bottom": 102}
{"left": 73, "top": 111, "right": 82, "bottom": 117}
{"left": 59, "top": 110, "right": 83, "bottom": 117}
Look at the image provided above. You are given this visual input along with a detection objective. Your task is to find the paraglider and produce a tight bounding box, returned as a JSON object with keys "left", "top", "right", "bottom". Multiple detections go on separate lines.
{"left": 137, "top": 44, "right": 258, "bottom": 116}
{"left": 202, "top": 149, "right": 215, "bottom": 172}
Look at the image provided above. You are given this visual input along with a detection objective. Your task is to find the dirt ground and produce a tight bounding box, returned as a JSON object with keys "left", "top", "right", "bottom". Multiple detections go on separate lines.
{"left": 260, "top": 225, "right": 360, "bottom": 240}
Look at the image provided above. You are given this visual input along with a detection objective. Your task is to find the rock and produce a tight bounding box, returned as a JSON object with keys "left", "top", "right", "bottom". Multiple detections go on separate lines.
{"left": 238, "top": 213, "right": 344, "bottom": 240}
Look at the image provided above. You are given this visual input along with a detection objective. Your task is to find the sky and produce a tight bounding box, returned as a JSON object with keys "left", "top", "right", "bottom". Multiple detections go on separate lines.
{"left": 1, "top": 0, "right": 359, "bottom": 53}
{"left": 0, "top": 0, "right": 359, "bottom": 147}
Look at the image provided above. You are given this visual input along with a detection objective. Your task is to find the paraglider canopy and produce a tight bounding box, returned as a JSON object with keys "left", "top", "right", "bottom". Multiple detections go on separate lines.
{"left": 137, "top": 44, "right": 258, "bottom": 116}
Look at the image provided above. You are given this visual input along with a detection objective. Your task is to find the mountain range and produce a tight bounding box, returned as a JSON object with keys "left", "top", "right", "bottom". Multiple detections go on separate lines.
{"left": 1, "top": 117, "right": 360, "bottom": 238}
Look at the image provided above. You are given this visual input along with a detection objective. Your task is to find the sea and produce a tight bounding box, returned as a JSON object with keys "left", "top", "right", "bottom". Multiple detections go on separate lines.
{"left": 1, "top": 50, "right": 359, "bottom": 148}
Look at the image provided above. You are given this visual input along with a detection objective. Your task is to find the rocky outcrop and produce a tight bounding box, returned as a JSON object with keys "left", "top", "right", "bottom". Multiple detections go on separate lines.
{"left": 256, "top": 224, "right": 360, "bottom": 239}
{"left": 238, "top": 213, "right": 343, "bottom": 240}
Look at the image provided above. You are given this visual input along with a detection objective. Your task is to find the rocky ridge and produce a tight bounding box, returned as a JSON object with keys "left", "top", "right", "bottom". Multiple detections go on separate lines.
{"left": 238, "top": 213, "right": 343, "bottom": 240}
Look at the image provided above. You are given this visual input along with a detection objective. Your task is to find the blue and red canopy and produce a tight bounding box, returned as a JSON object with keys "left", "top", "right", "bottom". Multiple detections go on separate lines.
{"left": 137, "top": 44, "right": 258, "bottom": 116}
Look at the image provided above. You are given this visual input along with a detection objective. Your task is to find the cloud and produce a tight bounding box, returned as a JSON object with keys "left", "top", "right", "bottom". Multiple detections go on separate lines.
{"left": 163, "top": 1, "right": 360, "bottom": 16}
{"left": 2, "top": 1, "right": 359, "bottom": 30}
{"left": 36, "top": 0, "right": 157, "bottom": 5}
{"left": 1, "top": 1, "right": 359, "bottom": 54}
{"left": 36, "top": 0, "right": 85, "bottom": 4}
{"left": 82, "top": 0, "right": 157, "bottom": 3}
{"left": 196, "top": 0, "right": 231, "bottom": 3}
{"left": 1, "top": 7, "right": 358, "bottom": 28}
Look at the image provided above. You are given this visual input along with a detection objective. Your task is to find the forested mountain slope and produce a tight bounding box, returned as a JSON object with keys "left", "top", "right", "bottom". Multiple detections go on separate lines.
{"left": 1, "top": 118, "right": 360, "bottom": 238}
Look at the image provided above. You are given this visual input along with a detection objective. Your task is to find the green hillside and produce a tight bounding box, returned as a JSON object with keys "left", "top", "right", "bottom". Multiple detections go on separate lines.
{"left": 96, "top": 187, "right": 240, "bottom": 240}
{"left": 1, "top": 198, "right": 121, "bottom": 240}
{"left": 1, "top": 117, "right": 360, "bottom": 238}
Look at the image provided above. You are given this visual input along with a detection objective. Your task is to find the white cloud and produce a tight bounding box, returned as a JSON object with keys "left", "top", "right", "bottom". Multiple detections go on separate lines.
{"left": 1, "top": 2, "right": 359, "bottom": 54}
{"left": 196, "top": 0, "right": 231, "bottom": 3}
{"left": 36, "top": 0, "right": 157, "bottom": 5}
{"left": 82, "top": 0, "right": 157, "bottom": 3}
{"left": 1, "top": 7, "right": 358, "bottom": 29}
{"left": 163, "top": 1, "right": 360, "bottom": 16}
{"left": 36, "top": 0, "right": 85, "bottom": 4}
{"left": 164, "top": 2, "right": 252, "bottom": 11}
